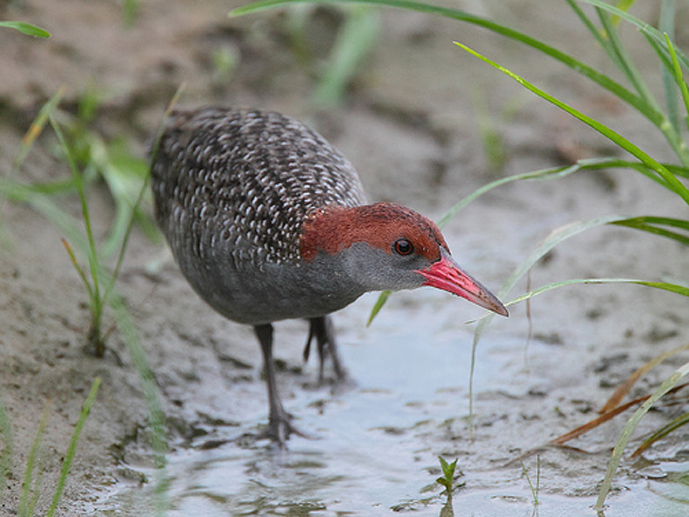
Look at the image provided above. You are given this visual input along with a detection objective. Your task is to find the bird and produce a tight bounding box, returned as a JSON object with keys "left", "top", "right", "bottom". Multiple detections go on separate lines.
{"left": 150, "top": 107, "right": 508, "bottom": 446}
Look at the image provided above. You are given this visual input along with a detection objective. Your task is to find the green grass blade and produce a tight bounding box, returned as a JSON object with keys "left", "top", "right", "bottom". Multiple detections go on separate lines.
{"left": 565, "top": 0, "right": 607, "bottom": 49}
{"left": 595, "top": 7, "right": 658, "bottom": 111}
{"left": 13, "top": 88, "right": 64, "bottom": 170}
{"left": 438, "top": 157, "right": 630, "bottom": 229}
{"left": 103, "top": 176, "right": 151, "bottom": 305}
{"left": 520, "top": 457, "right": 540, "bottom": 506}
{"left": 90, "top": 137, "right": 154, "bottom": 256}
{"left": 615, "top": 1, "right": 637, "bottom": 17}
{"left": 60, "top": 238, "right": 95, "bottom": 301}
{"left": 0, "top": 21, "right": 50, "bottom": 38}
{"left": 644, "top": 32, "right": 689, "bottom": 163}
{"left": 613, "top": 224, "right": 688, "bottom": 244}
{"left": 569, "top": 0, "right": 659, "bottom": 120}
{"left": 439, "top": 159, "right": 689, "bottom": 230}
{"left": 506, "top": 278, "right": 689, "bottom": 308}
{"left": 26, "top": 452, "right": 45, "bottom": 517}
{"left": 659, "top": 1, "right": 679, "bottom": 134}
{"left": 110, "top": 294, "right": 169, "bottom": 513}
{"left": 7, "top": 178, "right": 78, "bottom": 195}
{"left": 635, "top": 410, "right": 689, "bottom": 455}
{"left": 595, "top": 360, "right": 689, "bottom": 511}
{"left": 666, "top": 163, "right": 689, "bottom": 178}
{"left": 611, "top": 215, "right": 689, "bottom": 245}
{"left": 314, "top": 6, "right": 379, "bottom": 106}
{"left": 610, "top": 0, "right": 637, "bottom": 26}
{"left": 46, "top": 377, "right": 101, "bottom": 517}
{"left": 0, "top": 398, "right": 12, "bottom": 506}
{"left": 665, "top": 34, "right": 689, "bottom": 133}
{"left": 466, "top": 215, "right": 627, "bottom": 431}
{"left": 49, "top": 116, "right": 104, "bottom": 333}
{"left": 473, "top": 215, "right": 689, "bottom": 332}
{"left": 623, "top": 161, "right": 689, "bottom": 187}
{"left": 454, "top": 41, "right": 689, "bottom": 205}
{"left": 620, "top": 214, "right": 689, "bottom": 230}
{"left": 48, "top": 117, "right": 99, "bottom": 270}
{"left": 475, "top": 214, "right": 628, "bottom": 335}
{"left": 18, "top": 401, "right": 51, "bottom": 517}
{"left": 438, "top": 166, "right": 575, "bottom": 229}
{"left": 644, "top": 31, "right": 674, "bottom": 75}
{"left": 0, "top": 180, "right": 89, "bottom": 252}
{"left": 587, "top": 0, "right": 689, "bottom": 163}
{"left": 149, "top": 84, "right": 186, "bottom": 161}
{"left": 366, "top": 289, "right": 390, "bottom": 326}
{"left": 122, "top": 0, "right": 139, "bottom": 27}
{"left": 632, "top": 411, "right": 689, "bottom": 457}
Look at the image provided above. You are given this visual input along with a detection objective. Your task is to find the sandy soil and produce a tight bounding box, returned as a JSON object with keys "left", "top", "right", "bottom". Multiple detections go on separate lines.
{"left": 1, "top": 0, "right": 688, "bottom": 515}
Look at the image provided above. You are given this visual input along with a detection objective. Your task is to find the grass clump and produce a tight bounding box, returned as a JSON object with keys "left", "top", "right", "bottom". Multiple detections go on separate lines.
{"left": 4, "top": 87, "right": 157, "bottom": 355}
{"left": 49, "top": 112, "right": 135, "bottom": 357}
{"left": 45, "top": 104, "right": 149, "bottom": 356}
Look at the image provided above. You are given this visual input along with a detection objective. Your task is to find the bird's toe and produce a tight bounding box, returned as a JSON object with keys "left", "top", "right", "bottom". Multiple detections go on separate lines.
{"left": 260, "top": 410, "right": 311, "bottom": 447}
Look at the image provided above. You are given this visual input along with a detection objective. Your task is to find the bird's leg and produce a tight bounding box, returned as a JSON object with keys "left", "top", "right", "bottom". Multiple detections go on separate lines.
{"left": 302, "top": 324, "right": 315, "bottom": 364}
{"left": 254, "top": 323, "right": 305, "bottom": 446}
{"left": 304, "top": 316, "right": 347, "bottom": 384}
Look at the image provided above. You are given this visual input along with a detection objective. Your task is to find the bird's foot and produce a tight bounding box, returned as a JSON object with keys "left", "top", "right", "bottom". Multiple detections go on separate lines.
{"left": 259, "top": 409, "right": 310, "bottom": 448}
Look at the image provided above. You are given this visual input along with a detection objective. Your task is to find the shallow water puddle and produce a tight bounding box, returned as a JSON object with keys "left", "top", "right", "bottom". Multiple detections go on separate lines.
{"left": 100, "top": 297, "right": 689, "bottom": 516}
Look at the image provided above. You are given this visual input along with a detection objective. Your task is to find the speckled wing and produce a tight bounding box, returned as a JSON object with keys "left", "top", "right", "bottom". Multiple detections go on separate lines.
{"left": 150, "top": 107, "right": 367, "bottom": 266}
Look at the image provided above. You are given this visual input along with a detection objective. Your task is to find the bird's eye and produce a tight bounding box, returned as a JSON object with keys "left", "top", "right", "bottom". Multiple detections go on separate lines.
{"left": 394, "top": 239, "right": 414, "bottom": 256}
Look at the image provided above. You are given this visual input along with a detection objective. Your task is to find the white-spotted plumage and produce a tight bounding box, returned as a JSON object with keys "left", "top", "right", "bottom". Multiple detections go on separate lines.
{"left": 152, "top": 108, "right": 366, "bottom": 268}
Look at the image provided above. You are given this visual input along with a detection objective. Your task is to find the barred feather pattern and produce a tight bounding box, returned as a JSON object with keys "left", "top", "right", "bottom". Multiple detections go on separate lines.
{"left": 151, "top": 108, "right": 367, "bottom": 267}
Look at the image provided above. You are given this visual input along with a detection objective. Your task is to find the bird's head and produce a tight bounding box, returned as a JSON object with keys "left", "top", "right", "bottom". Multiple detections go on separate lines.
{"left": 299, "top": 202, "right": 508, "bottom": 316}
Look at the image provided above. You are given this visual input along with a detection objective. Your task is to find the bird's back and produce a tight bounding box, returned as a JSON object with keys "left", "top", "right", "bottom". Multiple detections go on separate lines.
{"left": 151, "top": 107, "right": 367, "bottom": 323}
{"left": 152, "top": 108, "right": 366, "bottom": 265}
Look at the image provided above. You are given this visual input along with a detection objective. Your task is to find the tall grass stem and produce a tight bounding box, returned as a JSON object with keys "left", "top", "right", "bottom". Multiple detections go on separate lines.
{"left": 46, "top": 377, "right": 101, "bottom": 517}
{"left": 18, "top": 401, "right": 51, "bottom": 517}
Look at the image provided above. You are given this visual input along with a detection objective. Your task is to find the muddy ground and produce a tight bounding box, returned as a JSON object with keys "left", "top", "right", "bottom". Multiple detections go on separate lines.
{"left": 1, "top": 0, "right": 689, "bottom": 515}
